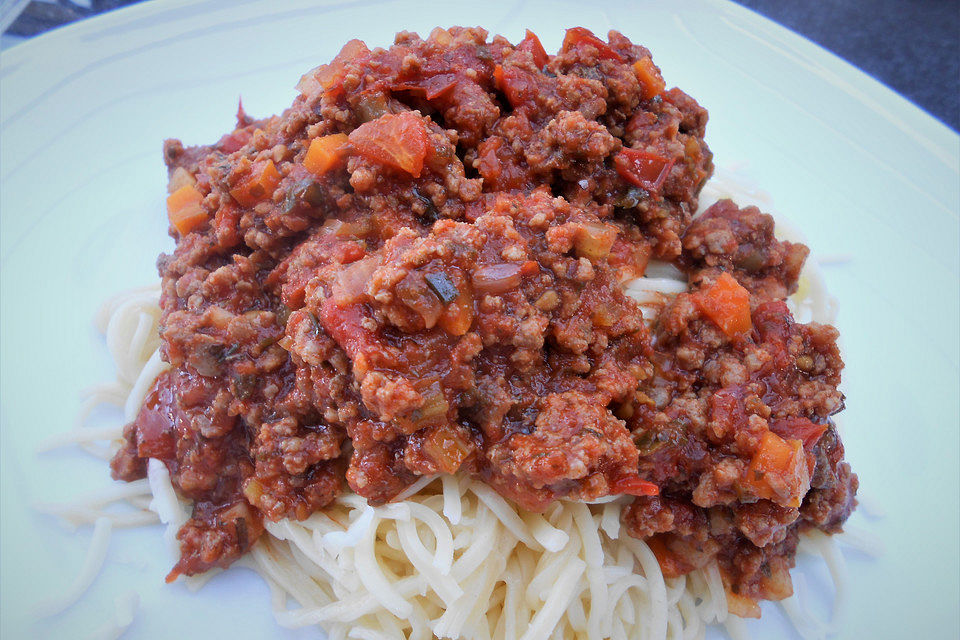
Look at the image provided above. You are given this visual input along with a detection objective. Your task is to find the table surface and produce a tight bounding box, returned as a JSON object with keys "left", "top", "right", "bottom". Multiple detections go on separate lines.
{"left": 1, "top": 0, "right": 958, "bottom": 132}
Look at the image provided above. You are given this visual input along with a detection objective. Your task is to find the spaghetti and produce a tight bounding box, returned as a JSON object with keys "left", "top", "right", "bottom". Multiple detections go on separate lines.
{"left": 39, "top": 25, "right": 867, "bottom": 640}
{"left": 40, "top": 174, "right": 861, "bottom": 640}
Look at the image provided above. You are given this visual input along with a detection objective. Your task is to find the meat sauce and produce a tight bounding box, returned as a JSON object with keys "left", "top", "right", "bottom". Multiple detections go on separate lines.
{"left": 110, "top": 26, "right": 857, "bottom": 610}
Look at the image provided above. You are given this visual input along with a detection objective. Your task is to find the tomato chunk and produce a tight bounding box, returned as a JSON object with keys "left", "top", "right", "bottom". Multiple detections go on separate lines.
{"left": 317, "top": 39, "right": 370, "bottom": 95}
{"left": 694, "top": 272, "right": 752, "bottom": 338}
{"left": 614, "top": 147, "right": 674, "bottom": 194}
{"left": 496, "top": 65, "right": 540, "bottom": 109}
{"left": 304, "top": 133, "right": 350, "bottom": 176}
{"left": 517, "top": 29, "right": 549, "bottom": 68}
{"left": 392, "top": 74, "right": 459, "bottom": 100}
{"left": 318, "top": 299, "right": 376, "bottom": 361}
{"left": 349, "top": 112, "right": 429, "bottom": 177}
{"left": 217, "top": 129, "right": 252, "bottom": 153}
{"left": 770, "top": 416, "right": 828, "bottom": 450}
{"left": 562, "top": 27, "right": 623, "bottom": 62}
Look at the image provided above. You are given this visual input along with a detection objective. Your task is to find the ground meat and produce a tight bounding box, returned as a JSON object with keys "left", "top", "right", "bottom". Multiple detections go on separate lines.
{"left": 110, "top": 26, "right": 856, "bottom": 610}
{"left": 681, "top": 198, "right": 809, "bottom": 301}
{"left": 623, "top": 252, "right": 853, "bottom": 610}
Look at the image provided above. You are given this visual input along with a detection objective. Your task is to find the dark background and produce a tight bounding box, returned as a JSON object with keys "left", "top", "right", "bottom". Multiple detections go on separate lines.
{"left": 4, "top": 0, "right": 959, "bottom": 131}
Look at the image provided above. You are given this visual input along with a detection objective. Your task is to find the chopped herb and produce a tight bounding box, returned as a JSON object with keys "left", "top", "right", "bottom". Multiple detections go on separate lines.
{"left": 412, "top": 186, "right": 439, "bottom": 220}
{"left": 233, "top": 374, "right": 257, "bottom": 399}
{"left": 283, "top": 178, "right": 325, "bottom": 213}
{"left": 615, "top": 186, "right": 647, "bottom": 209}
{"left": 214, "top": 343, "right": 242, "bottom": 363}
{"left": 425, "top": 272, "right": 459, "bottom": 304}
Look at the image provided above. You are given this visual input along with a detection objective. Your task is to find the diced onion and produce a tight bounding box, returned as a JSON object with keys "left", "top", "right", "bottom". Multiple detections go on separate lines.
{"left": 574, "top": 222, "right": 618, "bottom": 259}
{"left": 333, "top": 258, "right": 378, "bottom": 304}
{"left": 472, "top": 264, "right": 522, "bottom": 295}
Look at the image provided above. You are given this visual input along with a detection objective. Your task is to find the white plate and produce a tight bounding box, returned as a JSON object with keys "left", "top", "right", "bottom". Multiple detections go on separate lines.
{"left": 2, "top": 1, "right": 957, "bottom": 638}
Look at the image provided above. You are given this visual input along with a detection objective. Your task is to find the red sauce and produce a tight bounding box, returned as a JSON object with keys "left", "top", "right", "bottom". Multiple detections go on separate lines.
{"left": 112, "top": 27, "right": 856, "bottom": 607}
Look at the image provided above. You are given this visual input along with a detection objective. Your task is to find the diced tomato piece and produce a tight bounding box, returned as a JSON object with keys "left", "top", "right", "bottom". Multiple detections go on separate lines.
{"left": 562, "top": 27, "right": 623, "bottom": 62}
{"left": 318, "top": 299, "right": 375, "bottom": 361}
{"left": 134, "top": 376, "right": 177, "bottom": 460}
{"left": 477, "top": 136, "right": 502, "bottom": 181}
{"left": 213, "top": 203, "right": 241, "bottom": 248}
{"left": 770, "top": 416, "right": 828, "bottom": 450}
{"left": 741, "top": 430, "right": 810, "bottom": 508}
{"left": 312, "top": 39, "right": 370, "bottom": 96}
{"left": 497, "top": 65, "right": 539, "bottom": 109}
{"left": 694, "top": 272, "right": 752, "bottom": 338}
{"left": 606, "top": 237, "right": 651, "bottom": 281}
{"left": 633, "top": 56, "right": 665, "bottom": 100}
{"left": 612, "top": 474, "right": 659, "bottom": 496}
{"left": 349, "top": 112, "right": 429, "bottom": 177}
{"left": 708, "top": 386, "right": 747, "bottom": 440}
{"left": 230, "top": 159, "right": 280, "bottom": 207}
{"left": 166, "top": 184, "right": 207, "bottom": 235}
{"left": 304, "top": 133, "right": 350, "bottom": 176}
{"left": 392, "top": 74, "right": 459, "bottom": 100}
{"left": 614, "top": 147, "right": 674, "bottom": 194}
{"left": 517, "top": 29, "right": 549, "bottom": 68}
{"left": 217, "top": 128, "right": 252, "bottom": 153}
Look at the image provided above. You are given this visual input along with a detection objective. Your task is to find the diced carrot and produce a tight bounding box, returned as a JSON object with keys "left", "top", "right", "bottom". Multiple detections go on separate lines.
{"left": 304, "top": 133, "right": 350, "bottom": 176}
{"left": 741, "top": 430, "right": 810, "bottom": 508}
{"left": 349, "top": 112, "right": 429, "bottom": 177}
{"left": 166, "top": 184, "right": 207, "bottom": 235}
{"left": 493, "top": 64, "right": 505, "bottom": 91}
{"left": 611, "top": 474, "right": 659, "bottom": 497}
{"left": 520, "top": 260, "right": 540, "bottom": 277}
{"left": 694, "top": 272, "right": 752, "bottom": 338}
{"left": 633, "top": 57, "right": 665, "bottom": 100}
{"left": 230, "top": 159, "right": 280, "bottom": 207}
{"left": 562, "top": 27, "right": 623, "bottom": 61}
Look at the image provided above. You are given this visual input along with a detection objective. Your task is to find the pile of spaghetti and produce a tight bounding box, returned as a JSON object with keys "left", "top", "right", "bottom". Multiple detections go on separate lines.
{"left": 45, "top": 27, "right": 862, "bottom": 640}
